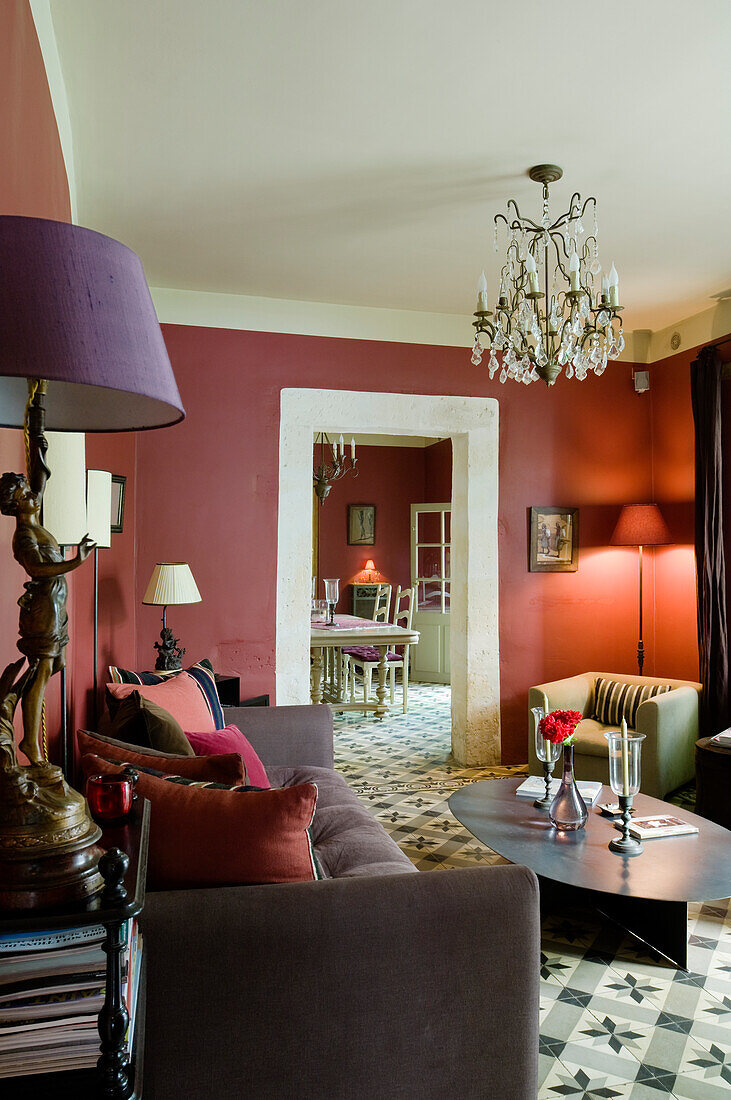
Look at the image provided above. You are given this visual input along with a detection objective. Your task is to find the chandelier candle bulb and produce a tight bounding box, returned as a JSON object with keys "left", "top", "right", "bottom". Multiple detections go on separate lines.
{"left": 525, "top": 253, "right": 540, "bottom": 295}
{"left": 608, "top": 263, "right": 619, "bottom": 307}
{"left": 351, "top": 438, "right": 356, "bottom": 461}
{"left": 601, "top": 273, "right": 609, "bottom": 301}
{"left": 621, "top": 717, "right": 630, "bottom": 797}
{"left": 569, "top": 250, "right": 580, "bottom": 292}
{"left": 476, "top": 270, "right": 489, "bottom": 311}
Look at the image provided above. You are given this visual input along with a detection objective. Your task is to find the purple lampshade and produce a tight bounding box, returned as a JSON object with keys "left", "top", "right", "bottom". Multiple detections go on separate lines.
{"left": 0, "top": 216, "right": 184, "bottom": 431}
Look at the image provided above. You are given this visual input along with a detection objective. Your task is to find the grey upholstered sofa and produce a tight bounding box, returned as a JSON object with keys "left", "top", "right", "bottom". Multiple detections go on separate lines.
{"left": 142, "top": 704, "right": 540, "bottom": 1099}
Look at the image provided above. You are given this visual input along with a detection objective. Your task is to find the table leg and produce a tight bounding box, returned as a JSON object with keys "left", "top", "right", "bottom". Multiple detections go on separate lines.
{"left": 375, "top": 645, "right": 389, "bottom": 719}
{"left": 311, "top": 648, "right": 324, "bottom": 705}
{"left": 596, "top": 896, "right": 689, "bottom": 971}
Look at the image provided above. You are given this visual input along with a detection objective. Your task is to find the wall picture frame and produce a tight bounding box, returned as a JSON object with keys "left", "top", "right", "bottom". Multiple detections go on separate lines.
{"left": 110, "top": 474, "right": 127, "bottom": 534}
{"left": 347, "top": 503, "right": 376, "bottom": 545}
{"left": 529, "top": 506, "right": 579, "bottom": 572}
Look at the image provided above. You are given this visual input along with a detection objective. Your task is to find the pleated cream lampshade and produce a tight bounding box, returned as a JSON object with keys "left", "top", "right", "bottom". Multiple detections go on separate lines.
{"left": 142, "top": 563, "right": 202, "bottom": 606}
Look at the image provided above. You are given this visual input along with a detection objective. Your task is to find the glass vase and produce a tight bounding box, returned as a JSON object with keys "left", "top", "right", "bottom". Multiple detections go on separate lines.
{"left": 532, "top": 706, "right": 561, "bottom": 810}
{"left": 549, "top": 744, "right": 587, "bottom": 832}
{"left": 605, "top": 730, "right": 645, "bottom": 855}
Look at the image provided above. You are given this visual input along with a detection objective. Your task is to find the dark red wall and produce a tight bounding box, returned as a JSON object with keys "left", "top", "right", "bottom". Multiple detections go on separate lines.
{"left": 317, "top": 444, "right": 426, "bottom": 606}
{"left": 133, "top": 323, "right": 700, "bottom": 762}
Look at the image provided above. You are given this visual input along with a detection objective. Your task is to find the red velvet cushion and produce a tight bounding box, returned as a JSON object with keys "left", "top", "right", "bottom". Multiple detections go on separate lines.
{"left": 81, "top": 754, "right": 318, "bottom": 889}
{"left": 184, "top": 725, "right": 270, "bottom": 790}
{"left": 77, "top": 730, "right": 246, "bottom": 785}
{"left": 106, "top": 671, "right": 214, "bottom": 733}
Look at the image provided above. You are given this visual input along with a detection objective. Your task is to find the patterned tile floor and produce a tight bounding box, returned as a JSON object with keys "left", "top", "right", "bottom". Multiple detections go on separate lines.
{"left": 333, "top": 683, "right": 731, "bottom": 1099}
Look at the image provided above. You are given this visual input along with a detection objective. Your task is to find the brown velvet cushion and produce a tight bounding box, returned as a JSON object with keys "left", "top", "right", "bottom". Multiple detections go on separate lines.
{"left": 81, "top": 753, "right": 318, "bottom": 889}
{"left": 76, "top": 730, "right": 246, "bottom": 785}
{"left": 109, "top": 691, "right": 194, "bottom": 755}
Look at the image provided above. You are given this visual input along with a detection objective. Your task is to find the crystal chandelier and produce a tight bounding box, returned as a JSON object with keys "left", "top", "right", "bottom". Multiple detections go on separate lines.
{"left": 471, "top": 165, "right": 624, "bottom": 386}
{"left": 313, "top": 432, "right": 358, "bottom": 503}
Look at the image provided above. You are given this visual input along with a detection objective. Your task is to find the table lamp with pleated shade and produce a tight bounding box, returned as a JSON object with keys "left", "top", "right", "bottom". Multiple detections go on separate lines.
{"left": 143, "top": 563, "right": 202, "bottom": 670}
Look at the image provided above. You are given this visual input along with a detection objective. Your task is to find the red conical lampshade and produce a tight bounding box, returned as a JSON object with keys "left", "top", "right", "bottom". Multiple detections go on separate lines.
{"left": 610, "top": 504, "right": 672, "bottom": 547}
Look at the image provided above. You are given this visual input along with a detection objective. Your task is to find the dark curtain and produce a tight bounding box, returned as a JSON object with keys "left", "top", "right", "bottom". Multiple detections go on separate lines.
{"left": 690, "top": 345, "right": 729, "bottom": 733}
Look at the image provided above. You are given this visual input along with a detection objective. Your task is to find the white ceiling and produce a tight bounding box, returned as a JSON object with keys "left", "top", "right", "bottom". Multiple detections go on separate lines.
{"left": 49, "top": 0, "right": 731, "bottom": 332}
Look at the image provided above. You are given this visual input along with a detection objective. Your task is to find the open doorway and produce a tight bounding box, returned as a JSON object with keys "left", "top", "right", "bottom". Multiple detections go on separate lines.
{"left": 276, "top": 388, "right": 500, "bottom": 766}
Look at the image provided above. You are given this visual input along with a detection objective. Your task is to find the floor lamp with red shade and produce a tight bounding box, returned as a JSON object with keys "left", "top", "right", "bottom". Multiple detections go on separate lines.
{"left": 610, "top": 503, "right": 672, "bottom": 675}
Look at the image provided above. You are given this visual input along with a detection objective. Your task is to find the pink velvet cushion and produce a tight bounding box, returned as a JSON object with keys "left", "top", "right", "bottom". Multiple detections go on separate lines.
{"left": 185, "top": 724, "right": 271, "bottom": 789}
{"left": 106, "top": 671, "right": 215, "bottom": 733}
{"left": 342, "top": 646, "right": 402, "bottom": 662}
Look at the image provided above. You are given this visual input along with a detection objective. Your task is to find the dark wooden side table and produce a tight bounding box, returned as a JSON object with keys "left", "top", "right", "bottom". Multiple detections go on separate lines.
{"left": 0, "top": 799, "right": 150, "bottom": 1099}
{"left": 214, "top": 673, "right": 240, "bottom": 707}
{"left": 695, "top": 736, "right": 731, "bottom": 829}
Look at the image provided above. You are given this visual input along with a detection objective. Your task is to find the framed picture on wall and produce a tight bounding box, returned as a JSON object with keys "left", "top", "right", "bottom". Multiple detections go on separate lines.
{"left": 348, "top": 504, "right": 376, "bottom": 545}
{"left": 529, "top": 506, "right": 579, "bottom": 572}
{"left": 110, "top": 474, "right": 127, "bottom": 534}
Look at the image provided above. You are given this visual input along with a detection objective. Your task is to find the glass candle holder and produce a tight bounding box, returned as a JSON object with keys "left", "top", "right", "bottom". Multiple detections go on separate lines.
{"left": 86, "top": 769, "right": 138, "bottom": 824}
{"left": 605, "top": 730, "right": 645, "bottom": 856}
{"left": 533, "top": 706, "right": 561, "bottom": 809}
{"left": 324, "top": 578, "right": 340, "bottom": 624}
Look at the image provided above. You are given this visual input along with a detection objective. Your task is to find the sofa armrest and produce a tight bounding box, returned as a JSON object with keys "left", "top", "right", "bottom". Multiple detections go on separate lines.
{"left": 221, "top": 703, "right": 334, "bottom": 769}
{"left": 636, "top": 686, "right": 699, "bottom": 795}
{"left": 143, "top": 866, "right": 539, "bottom": 1100}
{"left": 530, "top": 673, "right": 593, "bottom": 717}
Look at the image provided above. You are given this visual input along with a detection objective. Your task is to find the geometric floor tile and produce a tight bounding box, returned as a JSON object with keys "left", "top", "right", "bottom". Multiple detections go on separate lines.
{"left": 334, "top": 683, "right": 731, "bottom": 1100}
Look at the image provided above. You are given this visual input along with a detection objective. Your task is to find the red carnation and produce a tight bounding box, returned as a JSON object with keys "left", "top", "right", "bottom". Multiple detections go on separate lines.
{"left": 538, "top": 709, "right": 583, "bottom": 745}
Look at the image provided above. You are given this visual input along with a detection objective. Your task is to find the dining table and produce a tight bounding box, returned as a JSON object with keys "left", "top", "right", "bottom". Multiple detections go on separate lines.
{"left": 310, "top": 613, "right": 420, "bottom": 718}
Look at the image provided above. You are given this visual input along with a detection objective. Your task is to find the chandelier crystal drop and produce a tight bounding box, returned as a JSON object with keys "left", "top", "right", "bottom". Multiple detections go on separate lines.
{"left": 471, "top": 165, "right": 623, "bottom": 386}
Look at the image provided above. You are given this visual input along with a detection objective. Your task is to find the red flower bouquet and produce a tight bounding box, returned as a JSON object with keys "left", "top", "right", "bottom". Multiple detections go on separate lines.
{"left": 538, "top": 709, "right": 583, "bottom": 745}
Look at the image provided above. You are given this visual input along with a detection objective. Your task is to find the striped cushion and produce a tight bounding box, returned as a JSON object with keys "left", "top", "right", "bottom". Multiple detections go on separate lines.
{"left": 115, "top": 759, "right": 260, "bottom": 792}
{"left": 108, "top": 658, "right": 225, "bottom": 730}
{"left": 593, "top": 677, "right": 672, "bottom": 728}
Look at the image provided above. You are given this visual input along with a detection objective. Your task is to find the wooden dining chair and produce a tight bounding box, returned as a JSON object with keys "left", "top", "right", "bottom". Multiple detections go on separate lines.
{"left": 342, "top": 584, "right": 391, "bottom": 700}
{"left": 344, "top": 584, "right": 417, "bottom": 713}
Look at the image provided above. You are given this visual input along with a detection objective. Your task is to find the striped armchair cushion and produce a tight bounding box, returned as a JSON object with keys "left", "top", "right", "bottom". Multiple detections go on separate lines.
{"left": 593, "top": 677, "right": 672, "bottom": 728}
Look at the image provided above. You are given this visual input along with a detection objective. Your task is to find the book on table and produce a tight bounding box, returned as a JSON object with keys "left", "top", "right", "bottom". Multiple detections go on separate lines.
{"left": 0, "top": 918, "right": 143, "bottom": 1079}
{"left": 614, "top": 815, "right": 700, "bottom": 840}
{"left": 516, "top": 775, "right": 604, "bottom": 805}
{"left": 709, "top": 729, "right": 731, "bottom": 748}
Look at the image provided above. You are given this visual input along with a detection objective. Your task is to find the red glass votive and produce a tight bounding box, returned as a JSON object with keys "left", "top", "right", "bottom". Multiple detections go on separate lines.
{"left": 86, "top": 773, "right": 136, "bottom": 822}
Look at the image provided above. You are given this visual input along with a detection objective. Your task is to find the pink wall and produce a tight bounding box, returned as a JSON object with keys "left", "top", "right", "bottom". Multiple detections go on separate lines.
{"left": 317, "top": 444, "right": 427, "bottom": 606}
{"left": 134, "top": 324, "right": 700, "bottom": 762}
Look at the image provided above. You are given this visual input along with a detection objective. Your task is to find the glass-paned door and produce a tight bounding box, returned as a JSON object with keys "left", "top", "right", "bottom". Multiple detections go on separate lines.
{"left": 411, "top": 503, "right": 451, "bottom": 683}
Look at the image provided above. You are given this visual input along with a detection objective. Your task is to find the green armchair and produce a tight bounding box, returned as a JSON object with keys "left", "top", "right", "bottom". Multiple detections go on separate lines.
{"left": 528, "top": 671, "right": 702, "bottom": 799}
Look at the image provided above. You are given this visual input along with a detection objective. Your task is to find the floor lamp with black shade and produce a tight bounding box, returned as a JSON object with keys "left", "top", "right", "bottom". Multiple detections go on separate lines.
{"left": 0, "top": 215, "right": 184, "bottom": 911}
{"left": 611, "top": 503, "right": 672, "bottom": 675}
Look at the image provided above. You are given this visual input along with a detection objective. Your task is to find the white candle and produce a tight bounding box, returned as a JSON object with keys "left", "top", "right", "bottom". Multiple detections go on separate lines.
{"left": 525, "top": 252, "right": 540, "bottom": 295}
{"left": 332, "top": 439, "right": 338, "bottom": 459}
{"left": 339, "top": 434, "right": 344, "bottom": 451}
{"left": 620, "top": 716, "right": 629, "bottom": 797}
{"left": 569, "top": 251, "right": 580, "bottom": 293}
{"left": 476, "top": 270, "right": 489, "bottom": 312}
{"left": 351, "top": 437, "right": 356, "bottom": 461}
{"left": 608, "top": 262, "right": 619, "bottom": 307}
{"left": 601, "top": 273, "right": 609, "bottom": 301}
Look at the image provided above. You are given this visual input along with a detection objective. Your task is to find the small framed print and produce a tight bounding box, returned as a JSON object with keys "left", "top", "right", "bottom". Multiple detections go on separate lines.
{"left": 110, "top": 475, "right": 127, "bottom": 534}
{"left": 348, "top": 504, "right": 376, "bottom": 545}
{"left": 529, "top": 507, "right": 579, "bottom": 572}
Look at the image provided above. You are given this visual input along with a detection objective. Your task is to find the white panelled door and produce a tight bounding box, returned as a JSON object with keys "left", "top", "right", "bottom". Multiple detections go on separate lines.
{"left": 410, "top": 503, "right": 451, "bottom": 684}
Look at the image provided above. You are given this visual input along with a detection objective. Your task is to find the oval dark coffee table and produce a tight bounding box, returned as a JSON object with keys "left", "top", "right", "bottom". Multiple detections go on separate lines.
{"left": 449, "top": 778, "right": 731, "bottom": 969}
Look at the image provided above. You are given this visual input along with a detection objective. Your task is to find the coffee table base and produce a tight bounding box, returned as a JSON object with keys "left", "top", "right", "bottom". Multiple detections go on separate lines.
{"left": 540, "top": 878, "right": 688, "bottom": 970}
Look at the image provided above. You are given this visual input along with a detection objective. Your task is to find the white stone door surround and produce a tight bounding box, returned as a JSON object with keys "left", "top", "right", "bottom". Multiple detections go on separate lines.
{"left": 276, "top": 388, "right": 501, "bottom": 765}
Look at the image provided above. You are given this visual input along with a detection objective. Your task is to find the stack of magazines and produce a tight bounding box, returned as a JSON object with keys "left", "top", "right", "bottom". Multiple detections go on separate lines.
{"left": 0, "top": 919, "right": 142, "bottom": 1079}
{"left": 709, "top": 728, "right": 731, "bottom": 749}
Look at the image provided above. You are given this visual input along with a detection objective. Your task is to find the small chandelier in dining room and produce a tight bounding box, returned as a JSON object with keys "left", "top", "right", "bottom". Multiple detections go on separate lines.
{"left": 471, "top": 164, "right": 624, "bottom": 386}
{"left": 313, "top": 431, "right": 358, "bottom": 503}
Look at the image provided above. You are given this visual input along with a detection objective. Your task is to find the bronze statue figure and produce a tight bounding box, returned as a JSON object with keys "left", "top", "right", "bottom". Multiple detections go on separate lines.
{"left": 0, "top": 471, "right": 94, "bottom": 765}
{"left": 0, "top": 381, "right": 103, "bottom": 909}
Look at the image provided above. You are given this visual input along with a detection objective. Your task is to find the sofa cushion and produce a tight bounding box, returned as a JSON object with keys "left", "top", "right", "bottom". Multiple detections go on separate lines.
{"left": 107, "top": 671, "right": 215, "bottom": 734}
{"left": 108, "top": 658, "right": 225, "bottom": 729}
{"left": 109, "top": 691, "right": 194, "bottom": 756}
{"left": 185, "top": 725, "right": 270, "bottom": 789}
{"left": 573, "top": 718, "right": 623, "bottom": 757}
{"left": 267, "top": 765, "right": 416, "bottom": 879}
{"left": 593, "top": 676, "right": 672, "bottom": 728}
{"left": 82, "top": 753, "right": 319, "bottom": 889}
{"left": 77, "top": 730, "right": 247, "bottom": 785}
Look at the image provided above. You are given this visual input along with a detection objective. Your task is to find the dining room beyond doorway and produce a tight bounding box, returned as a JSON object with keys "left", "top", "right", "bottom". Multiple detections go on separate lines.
{"left": 276, "top": 388, "right": 500, "bottom": 767}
